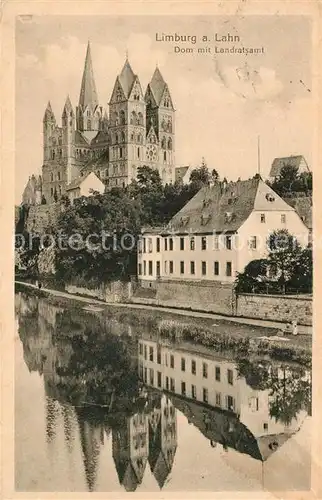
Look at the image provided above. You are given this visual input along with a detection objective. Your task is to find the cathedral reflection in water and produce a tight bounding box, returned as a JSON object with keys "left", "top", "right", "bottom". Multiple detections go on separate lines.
{"left": 15, "top": 290, "right": 311, "bottom": 492}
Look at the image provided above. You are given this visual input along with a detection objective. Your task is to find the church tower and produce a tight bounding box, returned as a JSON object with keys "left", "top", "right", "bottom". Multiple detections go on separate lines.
{"left": 108, "top": 57, "right": 146, "bottom": 188}
{"left": 62, "top": 95, "right": 77, "bottom": 184}
{"left": 145, "top": 67, "right": 175, "bottom": 184}
{"left": 43, "top": 101, "right": 56, "bottom": 163}
{"left": 76, "top": 41, "right": 103, "bottom": 141}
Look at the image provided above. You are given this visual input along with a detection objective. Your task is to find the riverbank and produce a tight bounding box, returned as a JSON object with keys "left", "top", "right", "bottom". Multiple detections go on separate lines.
{"left": 15, "top": 280, "right": 312, "bottom": 361}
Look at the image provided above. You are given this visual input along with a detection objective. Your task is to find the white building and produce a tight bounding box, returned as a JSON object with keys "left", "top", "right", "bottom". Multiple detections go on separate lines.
{"left": 65, "top": 171, "right": 105, "bottom": 203}
{"left": 137, "top": 177, "right": 309, "bottom": 287}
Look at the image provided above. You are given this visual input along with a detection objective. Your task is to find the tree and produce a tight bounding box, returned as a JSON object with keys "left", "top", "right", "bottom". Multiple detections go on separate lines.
{"left": 189, "top": 158, "right": 211, "bottom": 188}
{"left": 287, "top": 247, "right": 312, "bottom": 293}
{"left": 235, "top": 259, "right": 270, "bottom": 293}
{"left": 211, "top": 168, "right": 220, "bottom": 183}
{"left": 267, "top": 229, "right": 302, "bottom": 293}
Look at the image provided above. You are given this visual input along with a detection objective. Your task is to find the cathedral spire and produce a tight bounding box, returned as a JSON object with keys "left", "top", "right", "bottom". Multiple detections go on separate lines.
{"left": 119, "top": 58, "right": 136, "bottom": 98}
{"left": 43, "top": 101, "right": 55, "bottom": 122}
{"left": 79, "top": 41, "right": 99, "bottom": 110}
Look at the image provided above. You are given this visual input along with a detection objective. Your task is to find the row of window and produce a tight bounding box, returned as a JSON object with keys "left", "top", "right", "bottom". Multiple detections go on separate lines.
{"left": 139, "top": 365, "right": 235, "bottom": 408}
{"left": 50, "top": 172, "right": 62, "bottom": 182}
{"left": 140, "top": 235, "right": 234, "bottom": 253}
{"left": 260, "top": 213, "right": 286, "bottom": 224}
{"left": 139, "top": 344, "right": 233, "bottom": 384}
{"left": 138, "top": 260, "right": 233, "bottom": 277}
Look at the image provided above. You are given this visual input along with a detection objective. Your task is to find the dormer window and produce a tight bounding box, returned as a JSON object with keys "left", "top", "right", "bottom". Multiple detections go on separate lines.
{"left": 266, "top": 193, "right": 275, "bottom": 202}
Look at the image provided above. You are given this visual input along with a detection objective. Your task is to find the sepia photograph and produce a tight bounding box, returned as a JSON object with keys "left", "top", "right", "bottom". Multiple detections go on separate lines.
{"left": 11, "top": 10, "right": 316, "bottom": 495}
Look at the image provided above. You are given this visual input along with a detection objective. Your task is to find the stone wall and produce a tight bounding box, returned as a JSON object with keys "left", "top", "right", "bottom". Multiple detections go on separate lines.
{"left": 65, "top": 280, "right": 132, "bottom": 303}
{"left": 133, "top": 279, "right": 235, "bottom": 315}
{"left": 236, "top": 293, "right": 312, "bottom": 326}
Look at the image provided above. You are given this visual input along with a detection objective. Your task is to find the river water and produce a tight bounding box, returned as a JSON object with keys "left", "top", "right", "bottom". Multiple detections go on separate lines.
{"left": 15, "top": 289, "right": 312, "bottom": 493}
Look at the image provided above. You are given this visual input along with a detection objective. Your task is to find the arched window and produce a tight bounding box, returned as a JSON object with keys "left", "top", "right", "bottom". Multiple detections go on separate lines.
{"left": 115, "top": 112, "right": 119, "bottom": 126}
{"left": 50, "top": 173, "right": 53, "bottom": 182}
{"left": 137, "top": 133, "right": 142, "bottom": 144}
{"left": 115, "top": 133, "right": 119, "bottom": 144}
{"left": 130, "top": 133, "right": 134, "bottom": 141}
{"left": 161, "top": 137, "right": 166, "bottom": 149}
{"left": 70, "top": 111, "right": 73, "bottom": 117}
{"left": 119, "top": 147, "right": 123, "bottom": 158}
{"left": 52, "top": 150, "right": 55, "bottom": 160}
{"left": 138, "top": 112, "right": 143, "bottom": 125}
{"left": 164, "top": 151, "right": 167, "bottom": 162}
{"left": 105, "top": 168, "right": 108, "bottom": 177}
{"left": 168, "top": 137, "right": 172, "bottom": 150}
{"left": 130, "top": 111, "right": 136, "bottom": 125}
{"left": 137, "top": 147, "right": 140, "bottom": 159}
{"left": 87, "top": 119, "right": 91, "bottom": 129}
{"left": 120, "top": 110, "right": 126, "bottom": 125}
{"left": 121, "top": 131, "right": 125, "bottom": 142}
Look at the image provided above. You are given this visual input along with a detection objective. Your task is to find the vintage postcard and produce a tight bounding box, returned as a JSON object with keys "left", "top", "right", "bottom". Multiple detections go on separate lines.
{"left": 1, "top": 0, "right": 322, "bottom": 498}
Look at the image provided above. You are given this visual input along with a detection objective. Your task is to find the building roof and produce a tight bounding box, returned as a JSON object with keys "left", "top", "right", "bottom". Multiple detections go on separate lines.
{"left": 119, "top": 59, "right": 136, "bottom": 98}
{"left": 65, "top": 172, "right": 91, "bottom": 191}
{"left": 167, "top": 177, "right": 292, "bottom": 234}
{"left": 175, "top": 166, "right": 189, "bottom": 182}
{"left": 283, "top": 195, "right": 312, "bottom": 229}
{"left": 79, "top": 41, "right": 99, "bottom": 110}
{"left": 269, "top": 155, "right": 309, "bottom": 178}
{"left": 149, "top": 67, "right": 167, "bottom": 106}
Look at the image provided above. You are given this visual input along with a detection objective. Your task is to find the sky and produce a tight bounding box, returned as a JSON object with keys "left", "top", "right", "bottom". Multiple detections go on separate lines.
{"left": 15, "top": 15, "right": 313, "bottom": 203}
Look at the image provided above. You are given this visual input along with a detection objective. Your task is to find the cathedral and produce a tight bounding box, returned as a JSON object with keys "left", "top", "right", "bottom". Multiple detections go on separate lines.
{"left": 37, "top": 41, "right": 175, "bottom": 204}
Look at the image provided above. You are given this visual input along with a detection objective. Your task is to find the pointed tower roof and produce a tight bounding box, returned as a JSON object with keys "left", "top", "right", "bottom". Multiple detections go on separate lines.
{"left": 79, "top": 41, "right": 99, "bottom": 110}
{"left": 62, "top": 95, "right": 74, "bottom": 116}
{"left": 119, "top": 58, "right": 136, "bottom": 98}
{"left": 43, "top": 101, "right": 55, "bottom": 122}
{"left": 149, "top": 67, "right": 166, "bottom": 105}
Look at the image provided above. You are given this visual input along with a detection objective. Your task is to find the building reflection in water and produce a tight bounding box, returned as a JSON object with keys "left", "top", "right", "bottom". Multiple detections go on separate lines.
{"left": 15, "top": 290, "right": 311, "bottom": 492}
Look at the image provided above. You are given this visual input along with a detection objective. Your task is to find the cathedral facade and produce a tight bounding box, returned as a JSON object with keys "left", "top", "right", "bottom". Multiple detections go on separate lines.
{"left": 41, "top": 42, "right": 175, "bottom": 204}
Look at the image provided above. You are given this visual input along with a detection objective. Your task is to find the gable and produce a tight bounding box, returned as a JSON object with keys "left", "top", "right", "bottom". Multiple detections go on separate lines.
{"left": 129, "top": 77, "right": 144, "bottom": 101}
{"left": 160, "top": 85, "right": 174, "bottom": 110}
{"left": 253, "top": 180, "right": 295, "bottom": 212}
{"left": 109, "top": 77, "right": 127, "bottom": 104}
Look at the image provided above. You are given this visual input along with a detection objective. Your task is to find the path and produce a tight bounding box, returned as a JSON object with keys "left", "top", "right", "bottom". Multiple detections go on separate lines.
{"left": 15, "top": 280, "right": 312, "bottom": 336}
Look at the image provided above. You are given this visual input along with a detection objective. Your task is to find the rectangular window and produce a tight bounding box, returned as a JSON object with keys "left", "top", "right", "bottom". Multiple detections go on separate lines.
{"left": 156, "top": 261, "right": 160, "bottom": 277}
{"left": 201, "top": 236, "right": 207, "bottom": 250}
{"left": 181, "top": 357, "right": 186, "bottom": 372}
{"left": 148, "top": 261, "right": 153, "bottom": 276}
{"left": 165, "top": 353, "right": 168, "bottom": 367}
{"left": 226, "top": 262, "right": 232, "bottom": 277}
{"left": 203, "top": 362, "right": 208, "bottom": 378}
{"left": 143, "top": 261, "right": 146, "bottom": 275}
{"left": 180, "top": 237, "right": 185, "bottom": 250}
{"left": 191, "top": 384, "right": 197, "bottom": 399}
{"left": 249, "top": 236, "right": 257, "bottom": 249}
{"left": 180, "top": 261, "right": 185, "bottom": 274}
{"left": 157, "top": 371, "right": 162, "bottom": 388}
{"left": 164, "top": 261, "right": 168, "bottom": 274}
{"left": 215, "top": 366, "right": 221, "bottom": 381}
{"left": 190, "top": 237, "right": 195, "bottom": 250}
{"left": 138, "top": 263, "right": 142, "bottom": 276}
{"left": 263, "top": 423, "right": 268, "bottom": 430}
{"left": 281, "top": 214, "right": 286, "bottom": 224}
{"left": 138, "top": 239, "right": 143, "bottom": 253}
{"left": 57, "top": 172, "right": 61, "bottom": 180}
{"left": 226, "top": 395, "right": 234, "bottom": 411}
{"left": 170, "top": 378, "right": 175, "bottom": 392}
{"left": 203, "top": 388, "right": 209, "bottom": 404}
{"left": 156, "top": 237, "right": 160, "bottom": 252}
{"left": 260, "top": 213, "right": 266, "bottom": 223}
{"left": 213, "top": 235, "right": 219, "bottom": 250}
{"left": 170, "top": 354, "right": 174, "bottom": 369}
{"left": 165, "top": 376, "right": 169, "bottom": 390}
{"left": 169, "top": 261, "right": 174, "bottom": 274}
{"left": 201, "top": 261, "right": 207, "bottom": 276}
{"left": 144, "top": 345, "right": 147, "bottom": 360}
{"left": 144, "top": 367, "right": 147, "bottom": 383}
{"left": 191, "top": 359, "right": 196, "bottom": 375}
{"left": 215, "top": 392, "right": 222, "bottom": 407}
{"left": 181, "top": 381, "right": 186, "bottom": 396}
{"left": 149, "top": 368, "right": 154, "bottom": 385}
{"left": 214, "top": 261, "right": 220, "bottom": 276}
{"left": 148, "top": 238, "right": 153, "bottom": 253}
{"left": 169, "top": 238, "right": 173, "bottom": 251}
{"left": 143, "top": 238, "right": 146, "bottom": 253}
{"left": 227, "top": 369, "right": 233, "bottom": 385}
{"left": 190, "top": 261, "right": 195, "bottom": 275}
{"left": 139, "top": 343, "right": 143, "bottom": 355}
{"left": 164, "top": 238, "right": 168, "bottom": 251}
{"left": 157, "top": 346, "right": 161, "bottom": 364}
{"left": 149, "top": 346, "right": 154, "bottom": 362}
{"left": 226, "top": 235, "right": 232, "bottom": 250}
